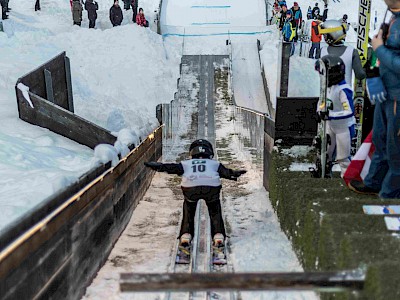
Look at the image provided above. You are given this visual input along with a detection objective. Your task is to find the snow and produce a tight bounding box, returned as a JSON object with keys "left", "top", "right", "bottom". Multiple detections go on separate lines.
{"left": 0, "top": 0, "right": 391, "bottom": 298}
{"left": 0, "top": 0, "right": 180, "bottom": 231}
{"left": 16, "top": 83, "right": 33, "bottom": 108}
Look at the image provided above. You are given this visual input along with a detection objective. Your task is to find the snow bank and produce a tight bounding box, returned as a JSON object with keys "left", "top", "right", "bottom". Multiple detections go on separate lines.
{"left": 0, "top": 0, "right": 180, "bottom": 230}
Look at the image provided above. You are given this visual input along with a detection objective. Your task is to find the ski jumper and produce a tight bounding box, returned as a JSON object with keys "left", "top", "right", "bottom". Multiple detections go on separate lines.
{"left": 317, "top": 80, "right": 355, "bottom": 177}
{"left": 321, "top": 45, "right": 366, "bottom": 86}
{"left": 363, "top": 12, "right": 400, "bottom": 198}
{"left": 153, "top": 159, "right": 240, "bottom": 238}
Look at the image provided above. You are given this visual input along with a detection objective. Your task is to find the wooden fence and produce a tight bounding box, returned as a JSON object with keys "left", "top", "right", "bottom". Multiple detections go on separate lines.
{"left": 15, "top": 52, "right": 117, "bottom": 149}
{"left": 0, "top": 127, "right": 162, "bottom": 300}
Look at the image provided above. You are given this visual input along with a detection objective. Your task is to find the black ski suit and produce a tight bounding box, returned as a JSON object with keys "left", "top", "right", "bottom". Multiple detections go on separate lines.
{"left": 85, "top": 0, "right": 98, "bottom": 28}
{"left": 145, "top": 160, "right": 245, "bottom": 239}
{"left": 110, "top": 5, "right": 123, "bottom": 26}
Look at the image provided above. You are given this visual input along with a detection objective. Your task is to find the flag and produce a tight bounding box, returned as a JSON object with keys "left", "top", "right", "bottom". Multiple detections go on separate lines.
{"left": 343, "top": 131, "right": 375, "bottom": 186}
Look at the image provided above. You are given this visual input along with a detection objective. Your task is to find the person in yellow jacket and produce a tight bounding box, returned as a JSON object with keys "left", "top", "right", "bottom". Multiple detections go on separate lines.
{"left": 282, "top": 10, "right": 296, "bottom": 56}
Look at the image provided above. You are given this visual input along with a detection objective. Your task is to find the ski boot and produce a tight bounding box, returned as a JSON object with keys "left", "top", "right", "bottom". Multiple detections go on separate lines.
{"left": 176, "top": 233, "right": 191, "bottom": 264}
{"left": 212, "top": 233, "right": 227, "bottom": 265}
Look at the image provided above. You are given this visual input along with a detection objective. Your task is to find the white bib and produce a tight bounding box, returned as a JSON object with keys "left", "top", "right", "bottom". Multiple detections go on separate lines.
{"left": 181, "top": 159, "right": 221, "bottom": 188}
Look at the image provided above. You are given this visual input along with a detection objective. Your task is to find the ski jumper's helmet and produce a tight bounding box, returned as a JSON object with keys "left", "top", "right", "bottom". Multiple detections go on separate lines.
{"left": 189, "top": 139, "right": 214, "bottom": 159}
{"left": 320, "top": 19, "right": 347, "bottom": 45}
{"left": 317, "top": 55, "right": 346, "bottom": 87}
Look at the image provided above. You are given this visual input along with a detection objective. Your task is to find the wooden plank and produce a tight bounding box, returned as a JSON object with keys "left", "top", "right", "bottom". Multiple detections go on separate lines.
{"left": 17, "top": 91, "right": 116, "bottom": 149}
{"left": 18, "top": 52, "right": 66, "bottom": 101}
{"left": 120, "top": 272, "right": 365, "bottom": 292}
{"left": 65, "top": 56, "right": 74, "bottom": 112}
{"left": 275, "top": 97, "right": 319, "bottom": 146}
{"left": 44, "top": 69, "right": 55, "bottom": 103}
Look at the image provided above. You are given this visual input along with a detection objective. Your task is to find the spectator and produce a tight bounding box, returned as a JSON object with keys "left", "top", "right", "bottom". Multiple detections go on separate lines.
{"left": 291, "top": 2, "right": 303, "bottom": 41}
{"left": 131, "top": 0, "right": 138, "bottom": 23}
{"left": 110, "top": 0, "right": 123, "bottom": 27}
{"left": 307, "top": 6, "right": 313, "bottom": 20}
{"left": 315, "top": 55, "right": 355, "bottom": 178}
{"left": 122, "top": 0, "right": 130, "bottom": 10}
{"left": 309, "top": 18, "right": 322, "bottom": 59}
{"left": 1, "top": 0, "right": 8, "bottom": 20}
{"left": 85, "top": 0, "right": 98, "bottom": 29}
{"left": 319, "top": 19, "right": 366, "bottom": 85}
{"left": 312, "top": 2, "right": 320, "bottom": 19}
{"left": 340, "top": 14, "right": 350, "bottom": 30}
{"left": 72, "top": 0, "right": 83, "bottom": 26}
{"left": 322, "top": 3, "right": 328, "bottom": 21}
{"left": 35, "top": 0, "right": 40, "bottom": 11}
{"left": 282, "top": 9, "right": 296, "bottom": 56}
{"left": 349, "top": 0, "right": 400, "bottom": 199}
{"left": 278, "top": 4, "right": 288, "bottom": 30}
{"left": 136, "top": 7, "right": 148, "bottom": 27}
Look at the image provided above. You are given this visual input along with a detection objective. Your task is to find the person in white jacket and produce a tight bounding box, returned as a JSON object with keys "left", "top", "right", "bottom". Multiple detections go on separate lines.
{"left": 316, "top": 55, "right": 355, "bottom": 177}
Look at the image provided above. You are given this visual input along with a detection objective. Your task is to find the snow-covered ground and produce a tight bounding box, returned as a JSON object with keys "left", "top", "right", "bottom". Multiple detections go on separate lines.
{"left": 0, "top": 0, "right": 391, "bottom": 298}
{"left": 0, "top": 0, "right": 181, "bottom": 231}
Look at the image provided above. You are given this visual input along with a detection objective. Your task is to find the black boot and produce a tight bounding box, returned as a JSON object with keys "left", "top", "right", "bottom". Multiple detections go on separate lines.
{"left": 348, "top": 180, "right": 379, "bottom": 195}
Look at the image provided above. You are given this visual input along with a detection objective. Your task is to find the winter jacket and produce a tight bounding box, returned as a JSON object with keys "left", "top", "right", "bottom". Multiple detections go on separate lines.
{"left": 307, "top": 6, "right": 312, "bottom": 19}
{"left": 375, "top": 11, "right": 400, "bottom": 98}
{"left": 282, "top": 17, "right": 296, "bottom": 42}
{"left": 85, "top": 0, "right": 98, "bottom": 21}
{"left": 136, "top": 13, "right": 147, "bottom": 26}
{"left": 147, "top": 159, "right": 241, "bottom": 188}
{"left": 279, "top": 9, "right": 288, "bottom": 30}
{"left": 311, "top": 20, "right": 322, "bottom": 43}
{"left": 72, "top": 0, "right": 83, "bottom": 23}
{"left": 110, "top": 5, "right": 123, "bottom": 26}
{"left": 291, "top": 7, "right": 302, "bottom": 27}
{"left": 312, "top": 6, "right": 320, "bottom": 18}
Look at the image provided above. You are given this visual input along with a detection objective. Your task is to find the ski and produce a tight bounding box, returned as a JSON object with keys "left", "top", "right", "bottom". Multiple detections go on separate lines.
{"left": 352, "top": 0, "right": 372, "bottom": 155}
{"left": 310, "top": 57, "right": 329, "bottom": 178}
{"left": 384, "top": 217, "right": 400, "bottom": 231}
{"left": 363, "top": 205, "right": 400, "bottom": 215}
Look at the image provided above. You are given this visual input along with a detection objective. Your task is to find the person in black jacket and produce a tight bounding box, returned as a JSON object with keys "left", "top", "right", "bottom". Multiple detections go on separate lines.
{"left": 85, "top": 0, "right": 98, "bottom": 29}
{"left": 110, "top": 0, "right": 123, "bottom": 26}
{"left": 144, "top": 139, "right": 246, "bottom": 252}
{"left": 35, "top": 0, "right": 40, "bottom": 11}
{"left": 1, "top": 0, "right": 8, "bottom": 20}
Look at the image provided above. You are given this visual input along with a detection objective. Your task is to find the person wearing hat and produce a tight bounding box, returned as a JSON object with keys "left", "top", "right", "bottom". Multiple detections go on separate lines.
{"left": 278, "top": 4, "right": 288, "bottom": 30}
{"left": 312, "top": 2, "right": 320, "bottom": 19}
{"left": 291, "top": 2, "right": 303, "bottom": 41}
{"left": 282, "top": 9, "right": 297, "bottom": 56}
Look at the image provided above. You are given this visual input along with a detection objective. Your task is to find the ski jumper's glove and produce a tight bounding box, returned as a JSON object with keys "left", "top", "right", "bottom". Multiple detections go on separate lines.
{"left": 144, "top": 162, "right": 163, "bottom": 171}
{"left": 230, "top": 170, "right": 247, "bottom": 181}
{"left": 318, "top": 110, "right": 329, "bottom": 121}
{"left": 366, "top": 76, "right": 387, "bottom": 104}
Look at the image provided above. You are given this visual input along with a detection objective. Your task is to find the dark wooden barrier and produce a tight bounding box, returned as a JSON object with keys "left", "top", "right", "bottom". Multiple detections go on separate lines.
{"left": 15, "top": 52, "right": 117, "bottom": 149}
{"left": 120, "top": 272, "right": 364, "bottom": 292}
{"left": 263, "top": 116, "right": 275, "bottom": 191}
{"left": 0, "top": 127, "right": 162, "bottom": 300}
{"left": 275, "top": 97, "right": 319, "bottom": 146}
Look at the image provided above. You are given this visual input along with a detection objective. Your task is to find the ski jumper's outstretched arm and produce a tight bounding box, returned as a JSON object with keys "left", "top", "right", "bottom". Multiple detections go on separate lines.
{"left": 144, "top": 162, "right": 184, "bottom": 175}
{"left": 217, "top": 164, "right": 247, "bottom": 181}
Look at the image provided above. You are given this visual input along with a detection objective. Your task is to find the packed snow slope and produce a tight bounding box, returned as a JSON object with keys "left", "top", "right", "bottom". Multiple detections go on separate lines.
{"left": 161, "top": 0, "right": 266, "bottom": 28}
{"left": 0, "top": 0, "right": 181, "bottom": 231}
